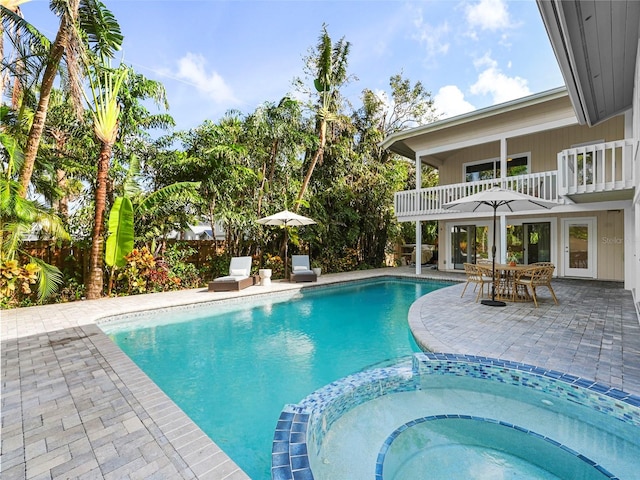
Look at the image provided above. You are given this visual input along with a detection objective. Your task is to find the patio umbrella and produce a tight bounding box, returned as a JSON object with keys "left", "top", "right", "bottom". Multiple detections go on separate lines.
{"left": 443, "top": 187, "right": 557, "bottom": 307}
{"left": 257, "top": 209, "right": 316, "bottom": 279}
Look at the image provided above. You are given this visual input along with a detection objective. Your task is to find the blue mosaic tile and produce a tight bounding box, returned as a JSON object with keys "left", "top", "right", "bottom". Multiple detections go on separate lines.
{"left": 290, "top": 455, "right": 310, "bottom": 470}
{"left": 272, "top": 453, "right": 289, "bottom": 467}
{"left": 272, "top": 442, "right": 289, "bottom": 454}
{"left": 271, "top": 466, "right": 292, "bottom": 480}
{"left": 292, "top": 468, "right": 314, "bottom": 480}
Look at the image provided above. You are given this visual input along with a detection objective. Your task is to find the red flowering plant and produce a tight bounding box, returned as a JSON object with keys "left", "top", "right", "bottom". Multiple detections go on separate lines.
{"left": 115, "top": 247, "right": 181, "bottom": 295}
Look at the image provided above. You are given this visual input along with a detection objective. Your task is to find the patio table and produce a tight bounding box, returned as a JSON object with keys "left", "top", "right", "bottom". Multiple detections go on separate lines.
{"left": 477, "top": 263, "right": 531, "bottom": 302}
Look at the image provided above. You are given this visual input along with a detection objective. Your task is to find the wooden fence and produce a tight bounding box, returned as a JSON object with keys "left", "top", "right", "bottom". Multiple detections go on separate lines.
{"left": 21, "top": 240, "right": 226, "bottom": 281}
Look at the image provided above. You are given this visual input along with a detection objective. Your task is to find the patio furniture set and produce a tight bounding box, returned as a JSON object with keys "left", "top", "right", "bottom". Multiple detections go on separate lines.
{"left": 462, "top": 262, "right": 558, "bottom": 308}
{"left": 208, "top": 254, "right": 318, "bottom": 292}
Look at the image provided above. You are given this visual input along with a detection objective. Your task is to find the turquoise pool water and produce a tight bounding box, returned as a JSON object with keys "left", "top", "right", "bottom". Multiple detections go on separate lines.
{"left": 102, "top": 278, "right": 449, "bottom": 479}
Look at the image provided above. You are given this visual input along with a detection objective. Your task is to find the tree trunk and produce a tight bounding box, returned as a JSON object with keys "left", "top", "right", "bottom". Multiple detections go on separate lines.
{"left": 294, "top": 119, "right": 326, "bottom": 212}
{"left": 85, "top": 142, "right": 113, "bottom": 299}
{"left": 257, "top": 139, "right": 279, "bottom": 216}
{"left": 18, "top": 22, "right": 68, "bottom": 197}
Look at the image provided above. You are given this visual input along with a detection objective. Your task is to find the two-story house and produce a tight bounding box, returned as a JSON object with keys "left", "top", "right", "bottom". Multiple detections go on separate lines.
{"left": 381, "top": 0, "right": 639, "bottom": 305}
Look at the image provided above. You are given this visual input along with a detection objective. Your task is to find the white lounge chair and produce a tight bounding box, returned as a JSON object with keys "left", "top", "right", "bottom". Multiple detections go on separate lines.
{"left": 290, "top": 255, "right": 317, "bottom": 283}
{"left": 208, "top": 256, "right": 255, "bottom": 291}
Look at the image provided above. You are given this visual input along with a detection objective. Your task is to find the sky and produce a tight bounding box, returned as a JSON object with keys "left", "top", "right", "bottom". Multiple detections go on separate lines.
{"left": 19, "top": 0, "right": 565, "bottom": 133}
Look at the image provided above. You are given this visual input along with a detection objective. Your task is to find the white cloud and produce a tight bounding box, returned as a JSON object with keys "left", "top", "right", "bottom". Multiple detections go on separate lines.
{"left": 175, "top": 53, "right": 238, "bottom": 104}
{"left": 470, "top": 53, "right": 530, "bottom": 104}
{"left": 465, "top": 0, "right": 511, "bottom": 31}
{"left": 411, "top": 7, "right": 450, "bottom": 60}
{"left": 434, "top": 85, "right": 476, "bottom": 119}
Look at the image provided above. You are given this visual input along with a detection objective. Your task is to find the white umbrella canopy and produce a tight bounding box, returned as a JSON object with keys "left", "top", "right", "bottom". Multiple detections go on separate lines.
{"left": 442, "top": 187, "right": 557, "bottom": 213}
{"left": 257, "top": 210, "right": 316, "bottom": 279}
{"left": 256, "top": 209, "right": 317, "bottom": 227}
{"left": 442, "top": 187, "right": 557, "bottom": 306}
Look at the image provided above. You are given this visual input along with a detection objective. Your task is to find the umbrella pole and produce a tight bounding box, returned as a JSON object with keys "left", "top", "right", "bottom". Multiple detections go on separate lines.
{"left": 482, "top": 205, "right": 506, "bottom": 307}
{"left": 284, "top": 228, "right": 288, "bottom": 280}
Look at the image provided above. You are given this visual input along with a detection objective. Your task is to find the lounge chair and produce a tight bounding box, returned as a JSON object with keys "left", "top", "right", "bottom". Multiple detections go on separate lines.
{"left": 290, "top": 255, "right": 317, "bottom": 283}
{"left": 208, "top": 256, "right": 255, "bottom": 292}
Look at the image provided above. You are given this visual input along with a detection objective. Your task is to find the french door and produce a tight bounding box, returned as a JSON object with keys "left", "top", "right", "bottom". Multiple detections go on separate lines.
{"left": 451, "top": 225, "right": 489, "bottom": 269}
{"left": 562, "top": 218, "right": 597, "bottom": 278}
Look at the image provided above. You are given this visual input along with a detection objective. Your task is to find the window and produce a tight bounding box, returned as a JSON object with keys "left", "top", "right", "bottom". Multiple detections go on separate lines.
{"left": 464, "top": 155, "right": 529, "bottom": 182}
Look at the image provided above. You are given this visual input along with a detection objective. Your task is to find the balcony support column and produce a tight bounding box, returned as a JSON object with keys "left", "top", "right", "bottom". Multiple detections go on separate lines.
{"left": 415, "top": 220, "right": 422, "bottom": 275}
{"left": 499, "top": 213, "right": 507, "bottom": 263}
{"left": 500, "top": 137, "right": 507, "bottom": 184}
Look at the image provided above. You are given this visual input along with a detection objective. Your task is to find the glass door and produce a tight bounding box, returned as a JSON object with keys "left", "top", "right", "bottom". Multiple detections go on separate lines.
{"left": 451, "top": 225, "right": 489, "bottom": 269}
{"left": 562, "top": 218, "right": 596, "bottom": 277}
{"left": 451, "top": 226, "right": 473, "bottom": 270}
{"left": 523, "top": 222, "right": 551, "bottom": 264}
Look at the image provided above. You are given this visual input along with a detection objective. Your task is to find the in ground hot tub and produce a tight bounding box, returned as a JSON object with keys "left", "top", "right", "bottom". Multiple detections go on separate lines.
{"left": 272, "top": 353, "right": 640, "bottom": 479}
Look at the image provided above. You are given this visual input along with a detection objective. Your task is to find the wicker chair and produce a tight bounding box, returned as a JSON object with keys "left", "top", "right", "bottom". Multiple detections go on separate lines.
{"left": 513, "top": 265, "right": 558, "bottom": 307}
{"left": 461, "top": 263, "right": 491, "bottom": 302}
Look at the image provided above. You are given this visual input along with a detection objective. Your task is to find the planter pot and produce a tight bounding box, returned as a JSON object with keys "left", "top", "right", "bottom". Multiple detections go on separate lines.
{"left": 312, "top": 267, "right": 321, "bottom": 277}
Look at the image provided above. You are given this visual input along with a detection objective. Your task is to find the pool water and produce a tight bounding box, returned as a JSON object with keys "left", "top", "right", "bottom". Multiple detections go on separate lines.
{"left": 102, "top": 278, "right": 448, "bottom": 479}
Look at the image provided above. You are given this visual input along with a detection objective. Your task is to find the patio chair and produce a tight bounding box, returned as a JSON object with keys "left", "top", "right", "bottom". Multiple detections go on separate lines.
{"left": 513, "top": 264, "right": 558, "bottom": 307}
{"left": 290, "top": 255, "right": 317, "bottom": 283}
{"left": 208, "top": 256, "right": 255, "bottom": 292}
{"left": 461, "top": 263, "right": 491, "bottom": 302}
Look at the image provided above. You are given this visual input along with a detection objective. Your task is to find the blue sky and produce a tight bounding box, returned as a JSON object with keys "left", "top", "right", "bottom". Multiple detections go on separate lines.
{"left": 21, "top": 0, "right": 564, "bottom": 132}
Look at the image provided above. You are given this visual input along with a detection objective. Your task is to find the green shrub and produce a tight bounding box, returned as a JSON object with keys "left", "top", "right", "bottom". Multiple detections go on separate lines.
{"left": 163, "top": 243, "right": 201, "bottom": 288}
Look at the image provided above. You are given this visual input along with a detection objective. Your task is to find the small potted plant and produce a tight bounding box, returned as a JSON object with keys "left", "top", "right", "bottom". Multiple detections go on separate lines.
{"left": 508, "top": 253, "right": 518, "bottom": 266}
{"left": 311, "top": 259, "right": 322, "bottom": 277}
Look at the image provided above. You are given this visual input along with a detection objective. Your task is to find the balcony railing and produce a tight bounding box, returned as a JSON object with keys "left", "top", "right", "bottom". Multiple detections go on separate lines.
{"left": 557, "top": 139, "right": 634, "bottom": 196}
{"left": 394, "top": 171, "right": 559, "bottom": 218}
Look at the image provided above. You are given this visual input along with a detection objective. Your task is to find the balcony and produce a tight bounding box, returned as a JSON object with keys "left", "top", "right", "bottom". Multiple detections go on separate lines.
{"left": 394, "top": 139, "right": 635, "bottom": 219}
{"left": 394, "top": 172, "right": 560, "bottom": 219}
{"left": 557, "top": 139, "right": 635, "bottom": 201}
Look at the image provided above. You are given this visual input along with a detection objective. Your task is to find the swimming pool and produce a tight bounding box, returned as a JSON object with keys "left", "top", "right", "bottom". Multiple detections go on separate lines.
{"left": 274, "top": 353, "right": 640, "bottom": 479}
{"left": 100, "top": 277, "right": 450, "bottom": 479}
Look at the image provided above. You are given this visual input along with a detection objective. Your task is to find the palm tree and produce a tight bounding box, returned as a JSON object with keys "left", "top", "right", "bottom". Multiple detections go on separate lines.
{"left": 1, "top": 0, "right": 123, "bottom": 197}
{"left": 293, "top": 24, "right": 351, "bottom": 212}
{"left": 84, "top": 62, "right": 127, "bottom": 299}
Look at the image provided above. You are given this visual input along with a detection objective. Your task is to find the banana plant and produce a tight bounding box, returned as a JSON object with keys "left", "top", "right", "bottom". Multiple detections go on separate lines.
{"left": 105, "top": 195, "right": 133, "bottom": 294}
{"left": 104, "top": 154, "right": 200, "bottom": 295}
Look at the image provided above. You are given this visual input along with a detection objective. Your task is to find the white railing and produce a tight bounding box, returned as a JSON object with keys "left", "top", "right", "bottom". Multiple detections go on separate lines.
{"left": 557, "top": 139, "right": 634, "bottom": 196}
{"left": 394, "top": 171, "right": 559, "bottom": 218}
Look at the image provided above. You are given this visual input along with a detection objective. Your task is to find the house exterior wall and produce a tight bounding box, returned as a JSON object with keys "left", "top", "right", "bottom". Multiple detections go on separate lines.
{"left": 440, "top": 209, "right": 625, "bottom": 282}
{"left": 553, "top": 210, "right": 625, "bottom": 282}
{"left": 437, "top": 116, "right": 625, "bottom": 186}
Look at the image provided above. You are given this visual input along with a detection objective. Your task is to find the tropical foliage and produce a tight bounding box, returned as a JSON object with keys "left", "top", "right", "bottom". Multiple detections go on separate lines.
{"left": 1, "top": 7, "right": 440, "bottom": 307}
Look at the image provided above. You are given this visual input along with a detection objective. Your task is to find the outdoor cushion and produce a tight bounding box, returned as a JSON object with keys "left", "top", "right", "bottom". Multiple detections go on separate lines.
{"left": 230, "top": 269, "right": 247, "bottom": 276}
